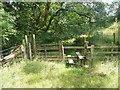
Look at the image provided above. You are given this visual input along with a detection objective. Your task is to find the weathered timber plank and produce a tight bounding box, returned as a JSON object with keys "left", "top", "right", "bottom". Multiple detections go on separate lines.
{"left": 37, "top": 55, "right": 60, "bottom": 57}
{"left": 36, "top": 51, "right": 60, "bottom": 54}
{"left": 40, "top": 43, "right": 62, "bottom": 46}
{"left": 94, "top": 46, "right": 119, "bottom": 48}
{"left": 37, "top": 47, "right": 60, "bottom": 50}
{"left": 65, "top": 56, "right": 77, "bottom": 58}
{"left": 64, "top": 46, "right": 119, "bottom": 49}
{"left": 95, "top": 52, "right": 120, "bottom": 54}
{"left": 93, "top": 56, "right": 118, "bottom": 59}
{"left": 64, "top": 46, "right": 84, "bottom": 49}
{"left": 37, "top": 57, "right": 60, "bottom": 60}
{"left": 0, "top": 45, "right": 23, "bottom": 63}
{"left": 33, "top": 34, "right": 36, "bottom": 57}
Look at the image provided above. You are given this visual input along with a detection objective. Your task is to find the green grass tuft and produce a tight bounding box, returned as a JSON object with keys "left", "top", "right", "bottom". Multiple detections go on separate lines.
{"left": 0, "top": 59, "right": 118, "bottom": 88}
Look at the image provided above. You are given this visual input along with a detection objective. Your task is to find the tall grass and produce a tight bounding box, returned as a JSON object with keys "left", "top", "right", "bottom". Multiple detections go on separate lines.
{"left": 0, "top": 23, "right": 118, "bottom": 88}
{"left": 0, "top": 59, "right": 118, "bottom": 88}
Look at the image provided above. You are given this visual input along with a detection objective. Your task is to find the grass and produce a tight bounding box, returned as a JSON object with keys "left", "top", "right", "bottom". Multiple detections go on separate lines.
{"left": 101, "top": 22, "right": 118, "bottom": 36}
{"left": 0, "top": 59, "right": 118, "bottom": 88}
{"left": 94, "top": 22, "right": 118, "bottom": 46}
{"left": 62, "top": 22, "right": 118, "bottom": 46}
{"left": 0, "top": 23, "right": 118, "bottom": 88}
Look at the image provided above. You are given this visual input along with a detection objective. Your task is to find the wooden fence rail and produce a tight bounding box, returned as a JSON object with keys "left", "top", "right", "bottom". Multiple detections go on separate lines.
{"left": 64, "top": 46, "right": 119, "bottom": 49}
{"left": 0, "top": 34, "right": 119, "bottom": 68}
{"left": 64, "top": 45, "right": 119, "bottom": 56}
{"left": 36, "top": 43, "right": 63, "bottom": 61}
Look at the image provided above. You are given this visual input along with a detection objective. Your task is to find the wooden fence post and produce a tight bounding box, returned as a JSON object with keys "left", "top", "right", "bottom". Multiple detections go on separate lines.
{"left": 59, "top": 43, "right": 62, "bottom": 61}
{"left": 113, "top": 33, "right": 116, "bottom": 44}
{"left": 61, "top": 43, "right": 65, "bottom": 61}
{"left": 29, "top": 43, "right": 32, "bottom": 60}
{"left": 22, "top": 40, "right": 27, "bottom": 59}
{"left": 25, "top": 35, "right": 29, "bottom": 59}
{"left": 102, "top": 32, "right": 104, "bottom": 41}
{"left": 32, "top": 34, "right": 36, "bottom": 58}
{"left": 90, "top": 45, "right": 94, "bottom": 69}
{"left": 111, "top": 42, "right": 114, "bottom": 58}
{"left": 83, "top": 37, "right": 88, "bottom": 55}
{"left": 83, "top": 39, "right": 88, "bottom": 66}
{"left": 44, "top": 44, "right": 47, "bottom": 60}
{"left": 0, "top": 51, "right": 2, "bottom": 60}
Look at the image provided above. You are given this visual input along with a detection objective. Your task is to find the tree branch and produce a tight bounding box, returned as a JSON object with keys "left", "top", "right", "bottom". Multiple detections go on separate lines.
{"left": 44, "top": 8, "right": 91, "bottom": 32}
{"left": 36, "top": 2, "right": 51, "bottom": 30}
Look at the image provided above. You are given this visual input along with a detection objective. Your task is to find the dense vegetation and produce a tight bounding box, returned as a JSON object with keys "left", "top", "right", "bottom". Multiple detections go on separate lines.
{"left": 0, "top": 14, "right": 119, "bottom": 89}
{"left": 0, "top": 1, "right": 119, "bottom": 89}
{"left": 0, "top": 59, "right": 118, "bottom": 88}
{"left": 1, "top": 2, "right": 119, "bottom": 49}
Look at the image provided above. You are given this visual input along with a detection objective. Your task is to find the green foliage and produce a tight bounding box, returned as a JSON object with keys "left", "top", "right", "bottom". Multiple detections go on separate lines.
{"left": 0, "top": 59, "right": 118, "bottom": 88}
{"left": 0, "top": 2, "right": 17, "bottom": 48}
{"left": 1, "top": 2, "right": 117, "bottom": 48}
{"left": 87, "top": 22, "right": 119, "bottom": 46}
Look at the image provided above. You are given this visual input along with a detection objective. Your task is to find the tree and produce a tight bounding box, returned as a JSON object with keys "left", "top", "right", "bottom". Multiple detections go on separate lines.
{"left": 0, "top": 2, "right": 17, "bottom": 49}
{"left": 1, "top": 2, "right": 117, "bottom": 47}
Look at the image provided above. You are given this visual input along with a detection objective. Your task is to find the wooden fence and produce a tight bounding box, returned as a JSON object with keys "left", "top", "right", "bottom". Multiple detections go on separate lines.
{"left": 0, "top": 34, "right": 119, "bottom": 68}
{"left": 64, "top": 45, "right": 119, "bottom": 68}
{"left": 64, "top": 45, "right": 119, "bottom": 59}
{"left": 36, "top": 43, "right": 64, "bottom": 61}
{"left": 0, "top": 45, "right": 24, "bottom": 65}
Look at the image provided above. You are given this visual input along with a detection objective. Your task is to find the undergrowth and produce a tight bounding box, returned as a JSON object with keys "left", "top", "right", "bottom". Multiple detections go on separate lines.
{"left": 0, "top": 59, "right": 118, "bottom": 88}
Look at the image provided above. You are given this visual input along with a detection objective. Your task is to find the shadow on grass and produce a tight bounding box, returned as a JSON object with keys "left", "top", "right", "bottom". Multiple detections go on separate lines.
{"left": 54, "top": 68, "right": 107, "bottom": 88}
{"left": 22, "top": 61, "right": 110, "bottom": 88}
{"left": 22, "top": 61, "right": 55, "bottom": 74}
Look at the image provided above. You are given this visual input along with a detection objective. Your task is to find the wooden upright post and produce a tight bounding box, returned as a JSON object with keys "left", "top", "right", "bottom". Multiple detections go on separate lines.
{"left": 113, "top": 33, "right": 116, "bottom": 44}
{"left": 25, "top": 35, "right": 28, "bottom": 44}
{"left": 111, "top": 42, "right": 114, "bottom": 58}
{"left": 90, "top": 45, "right": 94, "bottom": 69}
{"left": 32, "top": 34, "right": 36, "bottom": 58}
{"left": 84, "top": 38, "right": 88, "bottom": 56}
{"left": 59, "top": 43, "right": 62, "bottom": 61}
{"left": 83, "top": 38, "right": 88, "bottom": 66}
{"left": 0, "top": 52, "right": 2, "bottom": 60}
{"left": 0, "top": 29, "right": 2, "bottom": 60}
{"left": 29, "top": 43, "right": 32, "bottom": 60}
{"left": 22, "top": 40, "right": 27, "bottom": 59}
{"left": 25, "top": 35, "right": 29, "bottom": 59}
{"left": 102, "top": 32, "right": 104, "bottom": 41}
{"left": 61, "top": 43, "right": 64, "bottom": 61}
{"left": 44, "top": 45, "right": 47, "bottom": 60}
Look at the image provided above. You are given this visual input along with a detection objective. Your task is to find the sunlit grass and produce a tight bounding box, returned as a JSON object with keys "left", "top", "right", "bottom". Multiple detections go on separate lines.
{"left": 1, "top": 23, "right": 118, "bottom": 88}
{"left": 0, "top": 59, "right": 118, "bottom": 88}
{"left": 101, "top": 22, "right": 118, "bottom": 36}
{"left": 100, "top": 22, "right": 118, "bottom": 44}
{"left": 92, "top": 59, "right": 118, "bottom": 88}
